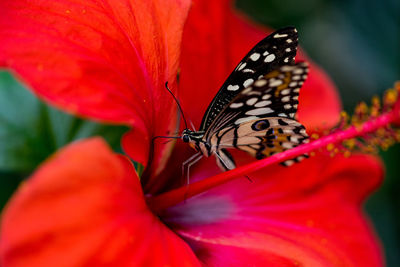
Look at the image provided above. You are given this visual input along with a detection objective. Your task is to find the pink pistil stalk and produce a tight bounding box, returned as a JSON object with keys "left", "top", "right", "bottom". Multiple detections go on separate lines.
{"left": 147, "top": 108, "right": 400, "bottom": 213}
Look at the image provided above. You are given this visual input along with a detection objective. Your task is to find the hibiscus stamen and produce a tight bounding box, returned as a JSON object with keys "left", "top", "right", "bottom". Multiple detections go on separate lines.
{"left": 147, "top": 82, "right": 400, "bottom": 213}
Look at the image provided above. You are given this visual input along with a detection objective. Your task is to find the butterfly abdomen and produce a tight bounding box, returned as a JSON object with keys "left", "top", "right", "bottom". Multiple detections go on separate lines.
{"left": 198, "top": 141, "right": 213, "bottom": 157}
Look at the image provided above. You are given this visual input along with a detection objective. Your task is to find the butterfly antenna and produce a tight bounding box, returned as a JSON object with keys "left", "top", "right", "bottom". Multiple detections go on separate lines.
{"left": 189, "top": 120, "right": 196, "bottom": 131}
{"left": 165, "top": 82, "right": 188, "bottom": 129}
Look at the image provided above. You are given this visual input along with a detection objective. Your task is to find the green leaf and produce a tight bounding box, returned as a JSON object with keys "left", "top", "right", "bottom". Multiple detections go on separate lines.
{"left": 0, "top": 70, "right": 129, "bottom": 174}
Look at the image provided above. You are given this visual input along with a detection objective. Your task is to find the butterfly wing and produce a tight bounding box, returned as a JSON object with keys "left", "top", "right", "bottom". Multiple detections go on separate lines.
{"left": 205, "top": 62, "right": 308, "bottom": 139}
{"left": 206, "top": 62, "right": 309, "bottom": 169}
{"left": 199, "top": 27, "right": 299, "bottom": 132}
{"left": 211, "top": 117, "right": 309, "bottom": 168}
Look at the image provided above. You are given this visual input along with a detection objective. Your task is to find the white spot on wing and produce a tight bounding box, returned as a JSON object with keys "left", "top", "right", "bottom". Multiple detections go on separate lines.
{"left": 284, "top": 159, "right": 295, "bottom": 166}
{"left": 281, "top": 65, "right": 295, "bottom": 72}
{"left": 286, "top": 39, "right": 293, "bottom": 43}
{"left": 274, "top": 33, "right": 288, "bottom": 38}
{"left": 243, "top": 78, "right": 254, "bottom": 88}
{"left": 282, "top": 142, "right": 293, "bottom": 149}
{"left": 230, "top": 102, "right": 243, "bottom": 109}
{"left": 243, "top": 69, "right": 255, "bottom": 73}
{"left": 245, "top": 108, "right": 274, "bottom": 116}
{"left": 282, "top": 96, "right": 290, "bottom": 102}
{"left": 264, "top": 54, "right": 276, "bottom": 63}
{"left": 255, "top": 100, "right": 271, "bottom": 107}
{"left": 246, "top": 98, "right": 258, "bottom": 106}
{"left": 250, "top": 53, "right": 260, "bottom": 61}
{"left": 237, "top": 62, "right": 246, "bottom": 71}
{"left": 281, "top": 89, "right": 290, "bottom": 95}
{"left": 269, "top": 78, "right": 283, "bottom": 87}
{"left": 242, "top": 87, "right": 252, "bottom": 94}
{"left": 293, "top": 68, "right": 303, "bottom": 74}
{"left": 235, "top": 116, "right": 258, "bottom": 125}
{"left": 262, "top": 94, "right": 271, "bottom": 100}
{"left": 247, "top": 91, "right": 261, "bottom": 96}
{"left": 254, "top": 79, "right": 267, "bottom": 87}
{"left": 284, "top": 104, "right": 292, "bottom": 109}
{"left": 227, "top": 84, "right": 240, "bottom": 91}
{"left": 297, "top": 156, "right": 305, "bottom": 161}
{"left": 285, "top": 48, "right": 291, "bottom": 52}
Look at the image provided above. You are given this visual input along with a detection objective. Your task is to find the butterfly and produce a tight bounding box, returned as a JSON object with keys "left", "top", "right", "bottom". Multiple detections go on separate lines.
{"left": 180, "top": 27, "right": 309, "bottom": 171}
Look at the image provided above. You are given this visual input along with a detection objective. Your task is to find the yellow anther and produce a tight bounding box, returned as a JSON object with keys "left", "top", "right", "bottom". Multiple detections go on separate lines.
{"left": 395, "top": 130, "right": 400, "bottom": 140}
{"left": 372, "top": 96, "right": 380, "bottom": 105}
{"left": 332, "top": 83, "right": 400, "bottom": 158}
{"left": 311, "top": 133, "right": 319, "bottom": 140}
{"left": 344, "top": 139, "right": 356, "bottom": 149}
{"left": 384, "top": 89, "right": 397, "bottom": 106}
{"left": 363, "top": 145, "right": 376, "bottom": 154}
{"left": 395, "top": 81, "right": 400, "bottom": 92}
{"left": 381, "top": 142, "right": 390, "bottom": 151}
{"left": 326, "top": 143, "right": 334, "bottom": 151}
{"left": 343, "top": 151, "right": 351, "bottom": 158}
{"left": 370, "top": 96, "right": 381, "bottom": 117}
{"left": 376, "top": 128, "right": 386, "bottom": 137}
{"left": 355, "top": 102, "right": 368, "bottom": 114}
{"left": 340, "top": 111, "right": 349, "bottom": 119}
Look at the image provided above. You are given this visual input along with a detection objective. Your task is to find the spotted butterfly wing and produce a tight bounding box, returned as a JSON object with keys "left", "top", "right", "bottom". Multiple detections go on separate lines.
{"left": 199, "top": 27, "right": 299, "bottom": 132}
{"left": 206, "top": 62, "right": 309, "bottom": 170}
{"left": 181, "top": 27, "right": 308, "bottom": 172}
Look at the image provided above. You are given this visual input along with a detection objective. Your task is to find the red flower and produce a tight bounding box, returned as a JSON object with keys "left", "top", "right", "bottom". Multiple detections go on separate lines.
{"left": 0, "top": 0, "right": 386, "bottom": 266}
{"left": 1, "top": 138, "right": 384, "bottom": 266}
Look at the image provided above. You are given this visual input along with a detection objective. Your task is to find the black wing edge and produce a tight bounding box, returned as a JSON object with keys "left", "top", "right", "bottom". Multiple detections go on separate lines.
{"left": 199, "top": 27, "right": 299, "bottom": 132}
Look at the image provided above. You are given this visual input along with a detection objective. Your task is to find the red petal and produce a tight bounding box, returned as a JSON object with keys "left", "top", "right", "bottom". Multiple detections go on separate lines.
{"left": 162, "top": 154, "right": 384, "bottom": 266}
{"left": 0, "top": 0, "right": 190, "bottom": 168}
{"left": 179, "top": 1, "right": 341, "bottom": 131}
{"left": 296, "top": 52, "right": 341, "bottom": 131}
{"left": 0, "top": 138, "right": 199, "bottom": 266}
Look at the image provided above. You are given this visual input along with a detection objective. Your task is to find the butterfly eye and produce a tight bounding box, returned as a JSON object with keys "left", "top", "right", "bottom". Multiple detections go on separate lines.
{"left": 182, "top": 135, "right": 190, "bottom": 143}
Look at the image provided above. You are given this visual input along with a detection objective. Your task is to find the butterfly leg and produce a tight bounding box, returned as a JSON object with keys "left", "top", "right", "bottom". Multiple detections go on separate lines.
{"left": 186, "top": 154, "right": 203, "bottom": 186}
{"left": 214, "top": 150, "right": 254, "bottom": 182}
{"left": 182, "top": 152, "right": 203, "bottom": 185}
{"left": 214, "top": 148, "right": 236, "bottom": 171}
{"left": 182, "top": 152, "right": 201, "bottom": 178}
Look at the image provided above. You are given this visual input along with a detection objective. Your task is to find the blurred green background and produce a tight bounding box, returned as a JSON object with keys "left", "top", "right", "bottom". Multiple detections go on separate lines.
{"left": 0, "top": 0, "right": 399, "bottom": 265}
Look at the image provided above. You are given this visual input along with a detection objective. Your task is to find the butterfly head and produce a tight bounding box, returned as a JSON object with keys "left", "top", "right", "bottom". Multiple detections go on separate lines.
{"left": 181, "top": 129, "right": 206, "bottom": 150}
{"left": 181, "top": 129, "right": 194, "bottom": 143}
